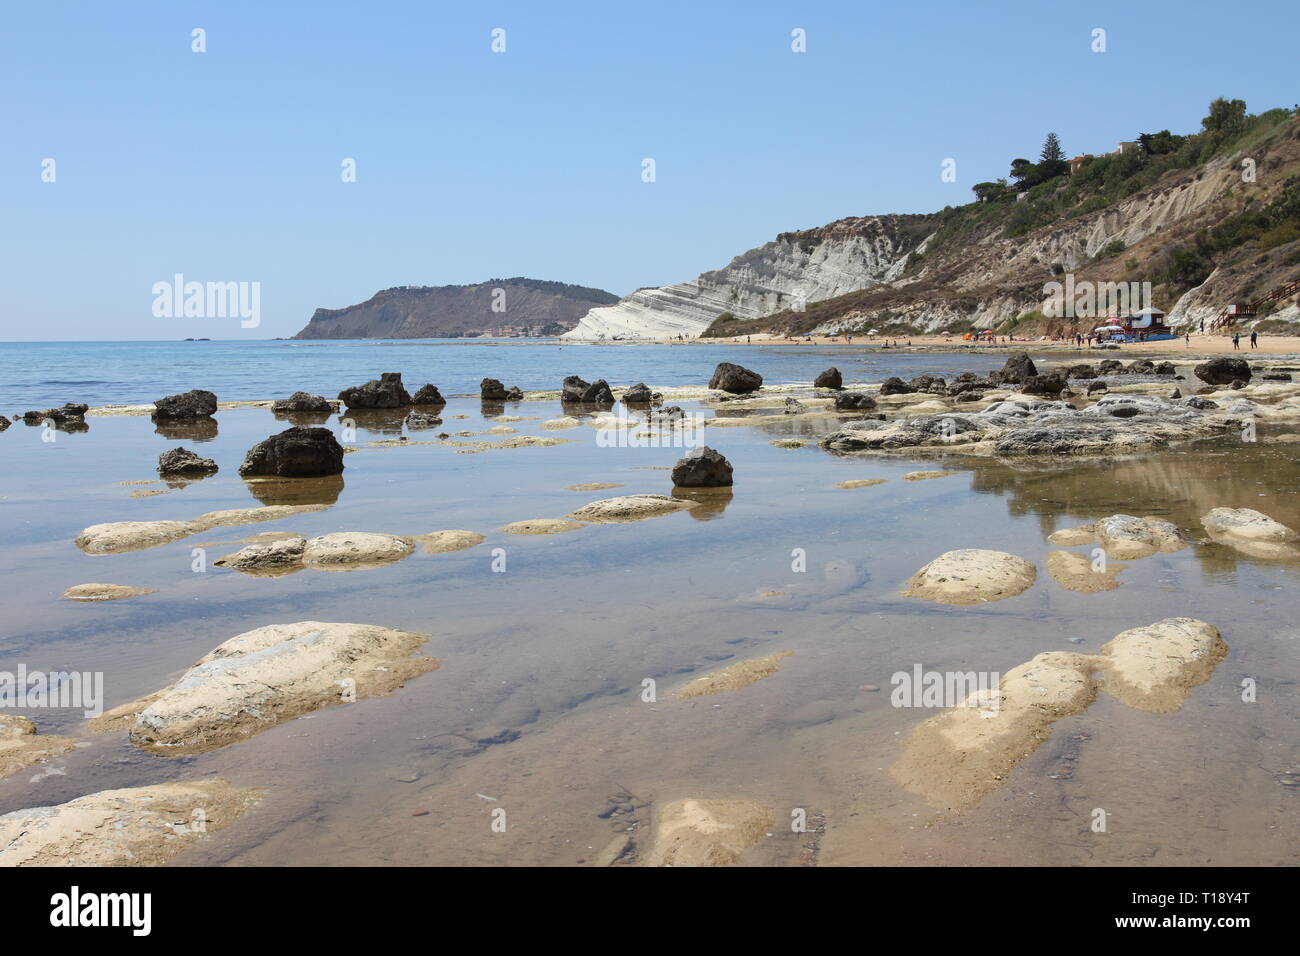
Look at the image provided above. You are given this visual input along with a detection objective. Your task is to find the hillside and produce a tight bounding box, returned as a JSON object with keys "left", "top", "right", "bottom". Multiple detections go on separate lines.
{"left": 293, "top": 278, "right": 619, "bottom": 339}
{"left": 563, "top": 101, "right": 1300, "bottom": 340}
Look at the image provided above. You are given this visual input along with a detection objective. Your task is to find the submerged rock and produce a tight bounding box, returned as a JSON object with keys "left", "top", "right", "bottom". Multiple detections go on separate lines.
{"left": 648, "top": 799, "right": 772, "bottom": 867}
{"left": 213, "top": 537, "right": 307, "bottom": 576}
{"left": 75, "top": 504, "right": 329, "bottom": 555}
{"left": 671, "top": 446, "right": 733, "bottom": 487}
{"left": 418, "top": 529, "right": 485, "bottom": 553}
{"left": 1047, "top": 514, "right": 1185, "bottom": 559}
{"left": 23, "top": 403, "right": 90, "bottom": 426}
{"left": 158, "top": 446, "right": 218, "bottom": 478}
{"left": 1201, "top": 507, "right": 1299, "bottom": 559}
{"left": 0, "top": 781, "right": 259, "bottom": 867}
{"left": 152, "top": 390, "right": 217, "bottom": 420}
{"left": 0, "top": 715, "right": 76, "bottom": 782}
{"left": 902, "top": 549, "right": 1036, "bottom": 605}
{"left": 91, "top": 621, "right": 437, "bottom": 754}
{"left": 674, "top": 651, "right": 793, "bottom": 699}
{"left": 300, "top": 532, "right": 415, "bottom": 571}
{"left": 498, "top": 518, "right": 586, "bottom": 535}
{"left": 63, "top": 583, "right": 158, "bottom": 602}
{"left": 708, "top": 362, "right": 762, "bottom": 394}
{"left": 1046, "top": 550, "right": 1124, "bottom": 592}
{"left": 238, "top": 426, "right": 345, "bottom": 477}
{"left": 339, "top": 372, "right": 411, "bottom": 409}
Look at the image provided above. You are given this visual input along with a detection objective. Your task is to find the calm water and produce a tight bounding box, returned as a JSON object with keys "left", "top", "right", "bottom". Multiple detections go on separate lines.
{"left": 0, "top": 341, "right": 1296, "bottom": 866}
{"left": 0, "top": 339, "right": 1008, "bottom": 408}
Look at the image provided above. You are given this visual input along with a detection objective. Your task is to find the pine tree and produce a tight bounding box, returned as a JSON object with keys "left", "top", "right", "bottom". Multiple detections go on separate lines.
{"left": 1040, "top": 132, "right": 1064, "bottom": 163}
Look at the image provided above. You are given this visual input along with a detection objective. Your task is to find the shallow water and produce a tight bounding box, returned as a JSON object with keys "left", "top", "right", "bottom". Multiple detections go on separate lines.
{"left": 0, "top": 344, "right": 1296, "bottom": 866}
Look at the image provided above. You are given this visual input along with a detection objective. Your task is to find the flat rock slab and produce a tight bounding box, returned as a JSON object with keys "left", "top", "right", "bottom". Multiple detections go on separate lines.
{"left": 62, "top": 583, "right": 157, "bottom": 602}
{"left": 566, "top": 494, "right": 696, "bottom": 523}
{"left": 0, "top": 715, "right": 76, "bottom": 781}
{"left": 499, "top": 519, "right": 586, "bottom": 535}
{"left": 892, "top": 618, "right": 1225, "bottom": 809}
{"left": 75, "top": 505, "right": 328, "bottom": 555}
{"left": 648, "top": 799, "right": 773, "bottom": 867}
{"left": 835, "top": 478, "right": 887, "bottom": 489}
{"left": 301, "top": 533, "right": 415, "bottom": 571}
{"left": 214, "top": 537, "right": 307, "bottom": 577}
{"left": 90, "top": 621, "right": 437, "bottom": 754}
{"left": 674, "top": 652, "right": 793, "bottom": 699}
{"left": 1047, "top": 514, "right": 1185, "bottom": 559}
{"left": 419, "top": 530, "right": 485, "bottom": 553}
{"left": 0, "top": 781, "right": 259, "bottom": 866}
{"left": 565, "top": 482, "right": 624, "bottom": 491}
{"left": 1201, "top": 507, "right": 1300, "bottom": 559}
{"left": 903, "top": 470, "right": 958, "bottom": 481}
{"left": 903, "top": 549, "right": 1037, "bottom": 605}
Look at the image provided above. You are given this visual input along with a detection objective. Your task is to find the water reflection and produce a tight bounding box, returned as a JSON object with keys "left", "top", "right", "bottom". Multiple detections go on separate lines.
{"left": 671, "top": 486, "right": 733, "bottom": 520}
{"left": 154, "top": 418, "right": 217, "bottom": 441}
{"left": 243, "top": 474, "right": 345, "bottom": 506}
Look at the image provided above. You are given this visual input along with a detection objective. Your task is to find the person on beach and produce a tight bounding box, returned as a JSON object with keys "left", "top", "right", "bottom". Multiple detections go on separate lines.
{"left": 1232, "top": 333, "right": 1241, "bottom": 350}
{"left": 1250, "top": 330, "right": 1258, "bottom": 349}
{"left": 1185, "top": 331, "right": 1191, "bottom": 347}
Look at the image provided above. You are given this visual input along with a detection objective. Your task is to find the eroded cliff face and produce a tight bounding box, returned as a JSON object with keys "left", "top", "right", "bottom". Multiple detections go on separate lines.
{"left": 561, "top": 216, "right": 927, "bottom": 340}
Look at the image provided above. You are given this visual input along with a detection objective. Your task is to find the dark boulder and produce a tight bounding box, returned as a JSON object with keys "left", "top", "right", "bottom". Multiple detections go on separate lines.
{"left": 650, "top": 405, "right": 686, "bottom": 425}
{"left": 504, "top": 386, "right": 524, "bottom": 401}
{"left": 1263, "top": 373, "right": 1292, "bottom": 381}
{"left": 1126, "top": 359, "right": 1156, "bottom": 375}
{"left": 1096, "top": 359, "right": 1123, "bottom": 375}
{"left": 158, "top": 447, "right": 218, "bottom": 478}
{"left": 1066, "top": 364, "right": 1096, "bottom": 379}
{"left": 0, "top": 416, "right": 9, "bottom": 432}
{"left": 480, "top": 378, "right": 509, "bottom": 400}
{"left": 561, "top": 376, "right": 614, "bottom": 404}
{"left": 908, "top": 375, "right": 946, "bottom": 395}
{"left": 238, "top": 426, "right": 345, "bottom": 478}
{"left": 834, "top": 392, "right": 878, "bottom": 411}
{"left": 1194, "top": 357, "right": 1251, "bottom": 386}
{"left": 955, "top": 391, "right": 984, "bottom": 403}
{"left": 622, "top": 383, "right": 654, "bottom": 404}
{"left": 411, "top": 384, "right": 445, "bottom": 406}
{"left": 1155, "top": 362, "right": 1176, "bottom": 376}
{"left": 1185, "top": 396, "right": 1218, "bottom": 410}
{"left": 272, "top": 391, "right": 333, "bottom": 413}
{"left": 406, "top": 412, "right": 442, "bottom": 429}
{"left": 1000, "top": 352, "right": 1037, "bottom": 384}
{"left": 813, "top": 367, "right": 843, "bottom": 390}
{"left": 671, "top": 446, "right": 733, "bottom": 487}
{"left": 1021, "top": 372, "right": 1068, "bottom": 396}
{"left": 708, "top": 362, "right": 763, "bottom": 394}
{"left": 879, "top": 377, "right": 916, "bottom": 396}
{"left": 338, "top": 373, "right": 411, "bottom": 409}
{"left": 153, "top": 390, "right": 217, "bottom": 419}
{"left": 1086, "top": 381, "right": 1108, "bottom": 394}
{"left": 23, "top": 403, "right": 89, "bottom": 425}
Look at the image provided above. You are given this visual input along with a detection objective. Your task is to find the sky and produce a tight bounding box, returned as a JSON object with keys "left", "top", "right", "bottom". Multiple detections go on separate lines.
{"left": 2, "top": 0, "right": 1297, "bottom": 340}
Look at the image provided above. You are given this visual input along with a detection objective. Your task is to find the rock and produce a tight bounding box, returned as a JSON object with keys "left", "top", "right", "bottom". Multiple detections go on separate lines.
{"left": 1185, "top": 396, "right": 1217, "bottom": 410}
{"left": 338, "top": 372, "right": 411, "bottom": 409}
{"left": 498, "top": 519, "right": 586, "bottom": 535}
{"left": 813, "top": 367, "right": 843, "bottom": 389}
{"left": 1155, "top": 361, "right": 1176, "bottom": 376}
{"left": 1047, "top": 514, "right": 1185, "bottom": 559}
{"left": 74, "top": 505, "right": 328, "bottom": 555}
{"left": 566, "top": 494, "right": 697, "bottom": 523}
{"left": 1086, "top": 381, "right": 1108, "bottom": 394}
{"left": 955, "top": 391, "right": 984, "bottom": 403}
{"left": 565, "top": 482, "right": 624, "bottom": 491}
{"left": 902, "top": 549, "right": 1036, "bottom": 605}
{"left": 1021, "top": 371, "right": 1067, "bottom": 396}
{"left": 1000, "top": 352, "right": 1037, "bottom": 384}
{"left": 783, "top": 397, "right": 806, "bottom": 414}
{"left": 1194, "top": 357, "right": 1251, "bottom": 386}
{"left": 479, "top": 378, "right": 508, "bottom": 400}
{"left": 0, "top": 715, "right": 76, "bottom": 781}
{"left": 878, "top": 376, "right": 916, "bottom": 396}
{"left": 891, "top": 618, "right": 1225, "bottom": 808}
{"left": 152, "top": 390, "right": 217, "bottom": 420}
{"left": 835, "top": 479, "right": 886, "bottom": 489}
{"left": 621, "top": 383, "right": 654, "bottom": 404}
{"left": 503, "top": 386, "right": 524, "bottom": 401}
{"left": 91, "top": 621, "right": 437, "bottom": 754}
{"left": 238, "top": 426, "right": 345, "bottom": 477}
{"left": 300, "top": 533, "right": 415, "bottom": 571}
{"left": 406, "top": 411, "right": 442, "bottom": 429}
{"left": 272, "top": 391, "right": 333, "bottom": 413}
{"left": 213, "top": 537, "right": 307, "bottom": 576}
{"left": 410, "top": 384, "right": 444, "bottom": 405}
{"left": 1201, "top": 507, "right": 1299, "bottom": 559}
{"left": 0, "top": 781, "right": 258, "bottom": 866}
{"left": 418, "top": 530, "right": 485, "bottom": 553}
{"left": 1263, "top": 372, "right": 1292, "bottom": 382}
{"left": 561, "top": 376, "right": 615, "bottom": 404}
{"left": 708, "top": 362, "right": 762, "bottom": 394}
{"left": 1046, "top": 550, "right": 1123, "bottom": 592}
{"left": 903, "top": 470, "right": 955, "bottom": 481}
{"left": 1066, "top": 364, "right": 1096, "bottom": 379}
{"left": 834, "top": 392, "right": 877, "bottom": 411}
{"left": 674, "top": 652, "right": 793, "bottom": 699}
{"left": 23, "top": 403, "right": 90, "bottom": 425}
{"left": 541, "top": 417, "right": 582, "bottom": 430}
{"left": 908, "top": 375, "right": 946, "bottom": 394}
{"left": 62, "top": 583, "right": 157, "bottom": 602}
{"left": 647, "top": 799, "right": 772, "bottom": 867}
{"left": 158, "top": 446, "right": 218, "bottom": 478}
{"left": 1170, "top": 388, "right": 1181, "bottom": 399}
{"left": 671, "top": 446, "right": 733, "bottom": 487}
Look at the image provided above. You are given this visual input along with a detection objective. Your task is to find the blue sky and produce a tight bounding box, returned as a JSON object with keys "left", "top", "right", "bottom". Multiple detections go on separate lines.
{"left": 2, "top": 0, "right": 1296, "bottom": 340}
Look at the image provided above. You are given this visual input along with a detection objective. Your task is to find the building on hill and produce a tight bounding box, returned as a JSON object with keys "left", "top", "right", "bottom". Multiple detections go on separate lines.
{"left": 1068, "top": 154, "right": 1094, "bottom": 175}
